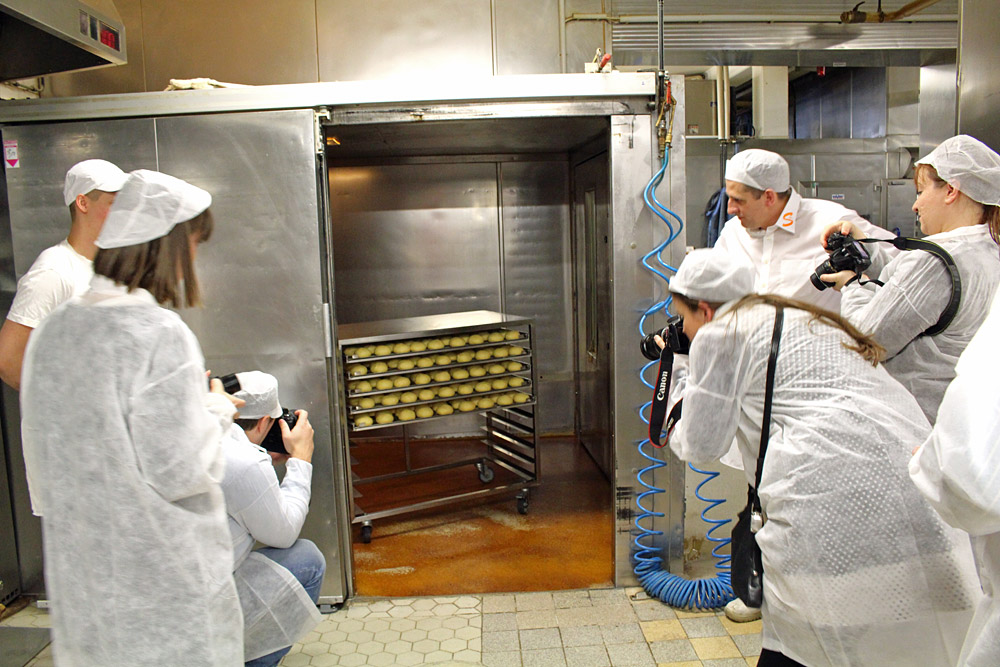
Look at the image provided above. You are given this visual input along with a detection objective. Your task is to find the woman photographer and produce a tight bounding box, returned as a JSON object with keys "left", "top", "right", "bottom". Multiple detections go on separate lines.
{"left": 666, "top": 248, "right": 980, "bottom": 666}
{"left": 20, "top": 170, "right": 244, "bottom": 665}
{"left": 820, "top": 134, "right": 1000, "bottom": 422}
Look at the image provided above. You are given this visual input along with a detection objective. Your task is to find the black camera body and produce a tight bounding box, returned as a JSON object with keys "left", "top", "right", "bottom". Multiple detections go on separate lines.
{"left": 811, "top": 232, "right": 872, "bottom": 291}
{"left": 210, "top": 373, "right": 241, "bottom": 393}
{"left": 260, "top": 408, "right": 298, "bottom": 454}
{"left": 640, "top": 315, "right": 691, "bottom": 361}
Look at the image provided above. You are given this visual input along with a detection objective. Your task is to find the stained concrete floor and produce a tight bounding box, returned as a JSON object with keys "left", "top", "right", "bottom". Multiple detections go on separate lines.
{"left": 349, "top": 436, "right": 615, "bottom": 597}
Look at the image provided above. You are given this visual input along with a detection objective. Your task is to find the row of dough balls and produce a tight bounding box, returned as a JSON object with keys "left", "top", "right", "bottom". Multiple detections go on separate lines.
{"left": 344, "top": 330, "right": 523, "bottom": 359}
{"left": 347, "top": 360, "right": 525, "bottom": 387}
{"left": 346, "top": 346, "right": 525, "bottom": 377}
{"left": 352, "top": 392, "right": 532, "bottom": 428}
{"left": 349, "top": 376, "right": 527, "bottom": 409}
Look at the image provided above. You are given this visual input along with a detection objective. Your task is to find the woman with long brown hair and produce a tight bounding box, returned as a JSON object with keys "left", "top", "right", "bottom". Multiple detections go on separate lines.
{"left": 821, "top": 134, "right": 1000, "bottom": 423}
{"left": 665, "top": 248, "right": 980, "bottom": 666}
{"left": 20, "top": 170, "right": 244, "bottom": 666}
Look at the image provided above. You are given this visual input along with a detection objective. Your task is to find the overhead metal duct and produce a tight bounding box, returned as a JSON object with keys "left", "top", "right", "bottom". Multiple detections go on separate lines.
{"left": 0, "top": 0, "right": 126, "bottom": 82}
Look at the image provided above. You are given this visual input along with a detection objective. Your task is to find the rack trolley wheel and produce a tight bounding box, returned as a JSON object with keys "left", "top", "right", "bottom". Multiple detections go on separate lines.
{"left": 516, "top": 489, "right": 529, "bottom": 515}
{"left": 360, "top": 521, "right": 373, "bottom": 544}
{"left": 476, "top": 460, "right": 495, "bottom": 484}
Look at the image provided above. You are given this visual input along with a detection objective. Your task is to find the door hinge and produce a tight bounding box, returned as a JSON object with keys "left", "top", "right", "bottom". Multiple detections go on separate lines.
{"left": 314, "top": 109, "right": 331, "bottom": 155}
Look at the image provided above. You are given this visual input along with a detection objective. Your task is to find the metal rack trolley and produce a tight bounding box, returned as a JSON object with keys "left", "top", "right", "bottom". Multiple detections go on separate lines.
{"left": 337, "top": 310, "right": 540, "bottom": 543}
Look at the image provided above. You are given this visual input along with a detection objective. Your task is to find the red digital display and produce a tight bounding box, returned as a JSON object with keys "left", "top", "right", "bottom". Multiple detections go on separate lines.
{"left": 99, "top": 22, "right": 120, "bottom": 51}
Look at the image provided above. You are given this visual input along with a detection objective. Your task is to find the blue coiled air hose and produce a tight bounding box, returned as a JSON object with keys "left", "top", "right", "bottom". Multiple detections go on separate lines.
{"left": 632, "top": 150, "right": 735, "bottom": 610}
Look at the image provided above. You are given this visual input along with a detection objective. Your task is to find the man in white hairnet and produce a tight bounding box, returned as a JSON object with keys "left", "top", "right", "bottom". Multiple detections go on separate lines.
{"left": 0, "top": 159, "right": 127, "bottom": 389}
{"left": 716, "top": 148, "right": 896, "bottom": 313}
{"left": 222, "top": 371, "right": 324, "bottom": 667}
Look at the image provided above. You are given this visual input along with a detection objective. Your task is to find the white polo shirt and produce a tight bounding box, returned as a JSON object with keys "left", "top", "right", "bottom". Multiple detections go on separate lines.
{"left": 714, "top": 191, "right": 896, "bottom": 312}
{"left": 7, "top": 239, "right": 93, "bottom": 328}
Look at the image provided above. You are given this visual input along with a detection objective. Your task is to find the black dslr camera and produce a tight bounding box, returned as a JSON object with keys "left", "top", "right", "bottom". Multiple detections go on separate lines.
{"left": 811, "top": 232, "right": 872, "bottom": 291}
{"left": 260, "top": 408, "right": 299, "bottom": 454}
{"left": 211, "top": 373, "right": 242, "bottom": 393}
{"left": 640, "top": 315, "right": 691, "bottom": 361}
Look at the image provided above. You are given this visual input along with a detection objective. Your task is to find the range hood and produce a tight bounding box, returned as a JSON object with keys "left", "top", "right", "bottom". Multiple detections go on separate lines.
{"left": 0, "top": 0, "right": 126, "bottom": 82}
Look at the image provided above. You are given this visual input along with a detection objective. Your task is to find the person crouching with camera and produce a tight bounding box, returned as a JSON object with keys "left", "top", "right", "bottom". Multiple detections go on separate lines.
{"left": 819, "top": 135, "right": 1000, "bottom": 424}
{"left": 222, "top": 371, "right": 325, "bottom": 666}
{"left": 664, "top": 248, "right": 980, "bottom": 667}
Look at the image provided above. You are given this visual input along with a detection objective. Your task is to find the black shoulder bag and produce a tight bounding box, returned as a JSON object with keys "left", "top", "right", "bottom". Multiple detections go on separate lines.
{"left": 730, "top": 305, "right": 784, "bottom": 608}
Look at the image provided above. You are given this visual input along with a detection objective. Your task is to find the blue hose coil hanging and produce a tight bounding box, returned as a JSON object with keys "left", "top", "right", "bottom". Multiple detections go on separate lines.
{"left": 633, "top": 148, "right": 735, "bottom": 610}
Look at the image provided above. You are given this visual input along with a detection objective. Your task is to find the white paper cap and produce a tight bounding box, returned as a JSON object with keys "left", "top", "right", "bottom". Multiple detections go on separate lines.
{"left": 96, "top": 170, "right": 211, "bottom": 249}
{"left": 725, "top": 149, "right": 791, "bottom": 192}
{"left": 233, "top": 371, "right": 283, "bottom": 420}
{"left": 63, "top": 159, "right": 128, "bottom": 206}
{"left": 669, "top": 248, "right": 755, "bottom": 304}
{"left": 914, "top": 135, "right": 1000, "bottom": 206}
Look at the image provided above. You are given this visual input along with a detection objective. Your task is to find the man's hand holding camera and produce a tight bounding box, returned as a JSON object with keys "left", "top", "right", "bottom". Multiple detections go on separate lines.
{"left": 274, "top": 410, "right": 314, "bottom": 464}
{"left": 816, "top": 220, "right": 873, "bottom": 291}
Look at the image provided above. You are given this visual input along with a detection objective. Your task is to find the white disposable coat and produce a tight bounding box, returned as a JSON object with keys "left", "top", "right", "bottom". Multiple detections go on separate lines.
{"left": 670, "top": 302, "right": 981, "bottom": 666}
{"left": 222, "top": 425, "right": 321, "bottom": 660}
{"left": 910, "top": 287, "right": 1000, "bottom": 666}
{"left": 841, "top": 224, "right": 1000, "bottom": 421}
{"left": 20, "top": 276, "right": 243, "bottom": 666}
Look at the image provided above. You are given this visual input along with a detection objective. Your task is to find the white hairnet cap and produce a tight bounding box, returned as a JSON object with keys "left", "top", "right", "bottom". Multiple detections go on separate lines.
{"left": 96, "top": 169, "right": 211, "bottom": 249}
{"left": 669, "top": 248, "right": 754, "bottom": 304}
{"left": 233, "top": 371, "right": 283, "bottom": 420}
{"left": 63, "top": 159, "right": 128, "bottom": 206}
{"left": 915, "top": 135, "right": 1000, "bottom": 206}
{"left": 725, "top": 149, "right": 791, "bottom": 192}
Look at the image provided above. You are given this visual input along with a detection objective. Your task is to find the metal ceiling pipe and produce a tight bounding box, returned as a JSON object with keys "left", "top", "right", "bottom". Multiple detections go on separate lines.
{"left": 841, "top": 0, "right": 945, "bottom": 23}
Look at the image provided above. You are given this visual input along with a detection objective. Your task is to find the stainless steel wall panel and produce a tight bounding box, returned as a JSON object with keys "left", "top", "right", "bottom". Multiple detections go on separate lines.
{"left": 610, "top": 104, "right": 686, "bottom": 585}
{"left": 495, "top": 0, "right": 561, "bottom": 76}
{"left": 919, "top": 63, "right": 958, "bottom": 156}
{"left": 500, "top": 161, "right": 573, "bottom": 433}
{"left": 0, "top": 162, "right": 20, "bottom": 605}
{"left": 317, "top": 0, "right": 494, "bottom": 82}
{"left": 329, "top": 162, "right": 502, "bottom": 325}
{"left": 140, "top": 0, "right": 319, "bottom": 89}
{"left": 957, "top": 0, "right": 1000, "bottom": 150}
{"left": 0, "top": 119, "right": 157, "bottom": 596}
{"left": 152, "top": 109, "right": 348, "bottom": 604}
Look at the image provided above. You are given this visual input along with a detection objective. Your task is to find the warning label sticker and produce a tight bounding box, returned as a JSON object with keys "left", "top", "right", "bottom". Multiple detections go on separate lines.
{"left": 4, "top": 139, "right": 19, "bottom": 169}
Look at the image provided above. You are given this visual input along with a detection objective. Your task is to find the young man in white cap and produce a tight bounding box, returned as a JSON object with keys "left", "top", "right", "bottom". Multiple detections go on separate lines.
{"left": 222, "top": 371, "right": 324, "bottom": 667}
{"left": 717, "top": 148, "right": 895, "bottom": 314}
{"left": 0, "top": 158, "right": 127, "bottom": 389}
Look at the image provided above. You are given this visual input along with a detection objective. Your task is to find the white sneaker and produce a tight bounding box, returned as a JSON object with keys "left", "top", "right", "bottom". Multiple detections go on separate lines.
{"left": 724, "top": 597, "right": 761, "bottom": 622}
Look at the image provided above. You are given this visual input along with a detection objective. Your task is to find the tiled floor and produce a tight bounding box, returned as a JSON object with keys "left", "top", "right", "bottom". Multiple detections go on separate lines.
{"left": 2, "top": 588, "right": 761, "bottom": 666}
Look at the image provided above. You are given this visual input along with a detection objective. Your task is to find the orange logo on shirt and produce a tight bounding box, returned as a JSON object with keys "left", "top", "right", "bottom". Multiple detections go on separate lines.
{"left": 782, "top": 212, "right": 794, "bottom": 227}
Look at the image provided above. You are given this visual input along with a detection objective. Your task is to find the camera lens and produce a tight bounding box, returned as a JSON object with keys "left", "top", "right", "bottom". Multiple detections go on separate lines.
{"left": 640, "top": 329, "right": 666, "bottom": 361}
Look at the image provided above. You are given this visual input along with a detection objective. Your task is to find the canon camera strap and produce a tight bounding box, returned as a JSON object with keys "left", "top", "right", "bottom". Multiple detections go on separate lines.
{"left": 648, "top": 344, "right": 684, "bottom": 448}
{"left": 858, "top": 236, "right": 962, "bottom": 337}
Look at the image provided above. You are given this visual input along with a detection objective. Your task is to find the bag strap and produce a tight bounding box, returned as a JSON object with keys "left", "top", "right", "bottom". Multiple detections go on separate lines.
{"left": 751, "top": 306, "right": 784, "bottom": 514}
{"left": 859, "top": 236, "right": 963, "bottom": 336}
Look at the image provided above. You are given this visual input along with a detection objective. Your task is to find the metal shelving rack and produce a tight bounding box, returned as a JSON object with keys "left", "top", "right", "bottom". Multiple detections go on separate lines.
{"left": 337, "top": 310, "right": 539, "bottom": 543}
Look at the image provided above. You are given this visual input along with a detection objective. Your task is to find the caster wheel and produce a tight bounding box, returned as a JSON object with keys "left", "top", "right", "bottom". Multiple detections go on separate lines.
{"left": 360, "top": 523, "right": 373, "bottom": 544}
{"left": 477, "top": 462, "right": 495, "bottom": 483}
{"left": 517, "top": 494, "right": 529, "bottom": 515}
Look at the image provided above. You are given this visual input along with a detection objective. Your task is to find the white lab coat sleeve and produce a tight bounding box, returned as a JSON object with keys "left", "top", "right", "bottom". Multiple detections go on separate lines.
{"left": 127, "top": 326, "right": 233, "bottom": 502}
{"left": 841, "top": 251, "right": 951, "bottom": 358}
{"left": 669, "top": 321, "right": 750, "bottom": 465}
{"left": 234, "top": 457, "right": 313, "bottom": 549}
{"left": 909, "top": 297, "right": 1000, "bottom": 536}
